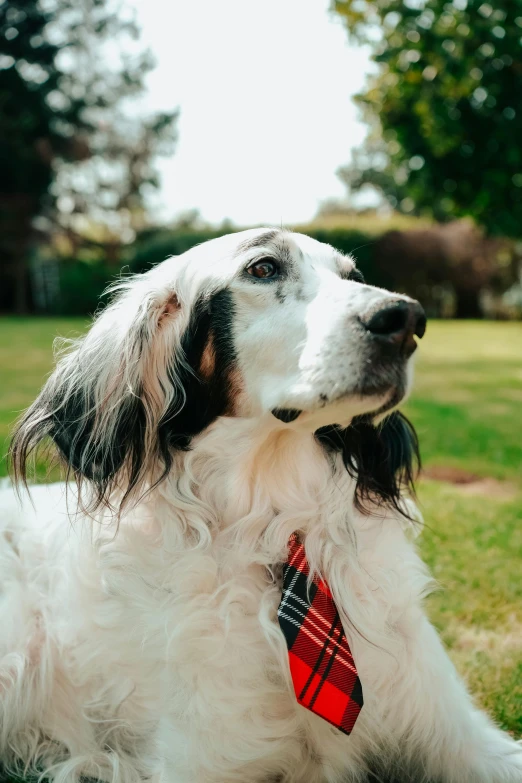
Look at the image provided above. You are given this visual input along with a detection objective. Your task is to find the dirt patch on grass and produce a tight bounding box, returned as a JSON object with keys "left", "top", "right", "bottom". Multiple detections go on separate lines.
{"left": 499, "top": 388, "right": 522, "bottom": 402}
{"left": 450, "top": 620, "right": 522, "bottom": 655}
{"left": 423, "top": 466, "right": 481, "bottom": 484}
{"left": 484, "top": 403, "right": 513, "bottom": 416}
{"left": 422, "top": 466, "right": 518, "bottom": 500}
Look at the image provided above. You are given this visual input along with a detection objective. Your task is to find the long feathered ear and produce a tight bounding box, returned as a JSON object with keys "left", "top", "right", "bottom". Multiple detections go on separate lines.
{"left": 315, "top": 411, "right": 420, "bottom": 517}
{"left": 10, "top": 273, "right": 184, "bottom": 515}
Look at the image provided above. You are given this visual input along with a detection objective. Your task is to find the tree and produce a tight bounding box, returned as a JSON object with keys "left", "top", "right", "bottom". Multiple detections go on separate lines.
{"left": 333, "top": 0, "right": 522, "bottom": 238}
{"left": 0, "top": 0, "right": 177, "bottom": 312}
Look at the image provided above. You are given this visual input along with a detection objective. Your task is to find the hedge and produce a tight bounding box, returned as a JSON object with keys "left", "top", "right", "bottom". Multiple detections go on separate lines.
{"left": 48, "top": 259, "right": 117, "bottom": 316}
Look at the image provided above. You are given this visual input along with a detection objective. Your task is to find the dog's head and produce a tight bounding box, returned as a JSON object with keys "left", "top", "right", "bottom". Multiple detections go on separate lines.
{"left": 11, "top": 228, "right": 425, "bottom": 514}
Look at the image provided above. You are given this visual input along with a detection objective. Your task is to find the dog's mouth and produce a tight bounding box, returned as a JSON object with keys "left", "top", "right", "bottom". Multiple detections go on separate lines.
{"left": 271, "top": 372, "right": 409, "bottom": 429}
{"left": 271, "top": 392, "right": 390, "bottom": 430}
{"left": 271, "top": 408, "right": 302, "bottom": 423}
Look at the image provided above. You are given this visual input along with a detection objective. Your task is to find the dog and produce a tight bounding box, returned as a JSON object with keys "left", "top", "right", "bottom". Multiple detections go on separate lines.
{"left": 1, "top": 228, "right": 521, "bottom": 783}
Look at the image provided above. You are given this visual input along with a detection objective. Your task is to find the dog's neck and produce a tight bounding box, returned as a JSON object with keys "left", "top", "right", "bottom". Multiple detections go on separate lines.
{"left": 135, "top": 415, "right": 357, "bottom": 566}
{"left": 105, "top": 414, "right": 411, "bottom": 657}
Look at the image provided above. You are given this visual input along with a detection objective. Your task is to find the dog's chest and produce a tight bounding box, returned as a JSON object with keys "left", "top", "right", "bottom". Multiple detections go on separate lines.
{"left": 96, "top": 527, "right": 287, "bottom": 688}
{"left": 103, "top": 509, "right": 417, "bottom": 703}
{"left": 166, "top": 551, "right": 286, "bottom": 686}
{"left": 88, "top": 506, "right": 429, "bottom": 781}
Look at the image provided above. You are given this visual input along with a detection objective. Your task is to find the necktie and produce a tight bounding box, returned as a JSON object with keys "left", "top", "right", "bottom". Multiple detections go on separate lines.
{"left": 277, "top": 533, "right": 363, "bottom": 734}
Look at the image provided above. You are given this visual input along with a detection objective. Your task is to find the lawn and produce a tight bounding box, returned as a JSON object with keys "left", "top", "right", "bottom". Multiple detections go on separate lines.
{"left": 0, "top": 317, "right": 521, "bottom": 739}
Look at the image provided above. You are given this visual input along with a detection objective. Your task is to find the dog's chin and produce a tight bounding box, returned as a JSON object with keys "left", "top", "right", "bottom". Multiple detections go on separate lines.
{"left": 272, "top": 389, "right": 396, "bottom": 433}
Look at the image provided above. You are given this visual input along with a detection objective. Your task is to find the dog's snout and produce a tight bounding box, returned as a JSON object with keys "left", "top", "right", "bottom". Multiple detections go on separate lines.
{"left": 362, "top": 300, "right": 426, "bottom": 354}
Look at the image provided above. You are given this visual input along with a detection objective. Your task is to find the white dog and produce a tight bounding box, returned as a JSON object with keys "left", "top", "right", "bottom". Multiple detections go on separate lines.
{"left": 1, "top": 228, "right": 521, "bottom": 783}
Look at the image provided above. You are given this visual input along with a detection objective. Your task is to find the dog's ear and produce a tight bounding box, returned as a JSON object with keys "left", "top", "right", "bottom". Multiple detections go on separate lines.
{"left": 156, "top": 289, "right": 238, "bottom": 452}
{"left": 10, "top": 275, "right": 184, "bottom": 513}
{"left": 316, "top": 411, "right": 420, "bottom": 516}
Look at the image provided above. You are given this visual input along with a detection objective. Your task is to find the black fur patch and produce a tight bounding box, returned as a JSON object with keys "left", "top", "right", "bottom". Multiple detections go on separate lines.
{"left": 51, "top": 387, "right": 146, "bottom": 484}
{"left": 315, "top": 411, "right": 420, "bottom": 516}
{"left": 10, "top": 369, "right": 150, "bottom": 512}
{"left": 158, "top": 289, "right": 237, "bottom": 455}
{"left": 344, "top": 267, "right": 366, "bottom": 284}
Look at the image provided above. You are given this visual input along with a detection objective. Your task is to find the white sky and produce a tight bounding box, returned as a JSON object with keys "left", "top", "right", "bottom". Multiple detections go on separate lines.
{"left": 130, "top": 0, "right": 372, "bottom": 226}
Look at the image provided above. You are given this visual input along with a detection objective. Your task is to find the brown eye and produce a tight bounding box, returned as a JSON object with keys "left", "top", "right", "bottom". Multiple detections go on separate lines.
{"left": 247, "top": 258, "right": 280, "bottom": 279}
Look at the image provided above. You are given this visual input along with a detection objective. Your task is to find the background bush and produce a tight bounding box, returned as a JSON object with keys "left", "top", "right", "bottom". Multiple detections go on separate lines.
{"left": 49, "top": 260, "right": 116, "bottom": 316}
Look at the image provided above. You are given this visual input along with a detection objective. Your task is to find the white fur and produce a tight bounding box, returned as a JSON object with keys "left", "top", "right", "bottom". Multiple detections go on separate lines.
{"left": 1, "top": 229, "right": 521, "bottom": 782}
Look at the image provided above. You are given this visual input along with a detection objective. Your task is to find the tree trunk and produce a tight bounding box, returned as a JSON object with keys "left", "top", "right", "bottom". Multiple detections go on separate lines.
{"left": 0, "top": 195, "right": 34, "bottom": 314}
{"left": 0, "top": 193, "right": 35, "bottom": 315}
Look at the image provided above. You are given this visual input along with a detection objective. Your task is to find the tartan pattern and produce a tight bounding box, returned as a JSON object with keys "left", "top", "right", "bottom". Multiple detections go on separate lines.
{"left": 278, "top": 533, "right": 363, "bottom": 735}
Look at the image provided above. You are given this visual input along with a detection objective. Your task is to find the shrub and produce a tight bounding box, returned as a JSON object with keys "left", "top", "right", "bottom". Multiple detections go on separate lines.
{"left": 51, "top": 259, "right": 116, "bottom": 316}
{"left": 127, "top": 228, "right": 237, "bottom": 275}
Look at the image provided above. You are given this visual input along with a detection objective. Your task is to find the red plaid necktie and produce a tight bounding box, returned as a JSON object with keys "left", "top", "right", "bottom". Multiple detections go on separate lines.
{"left": 277, "top": 533, "right": 363, "bottom": 734}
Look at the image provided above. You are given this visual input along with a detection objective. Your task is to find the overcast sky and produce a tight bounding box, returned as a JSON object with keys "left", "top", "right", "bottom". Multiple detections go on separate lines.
{"left": 130, "top": 0, "right": 372, "bottom": 226}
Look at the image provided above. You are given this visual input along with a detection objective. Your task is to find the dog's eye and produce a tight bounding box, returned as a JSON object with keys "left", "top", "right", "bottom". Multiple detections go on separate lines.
{"left": 347, "top": 268, "right": 365, "bottom": 284}
{"left": 247, "top": 258, "right": 280, "bottom": 279}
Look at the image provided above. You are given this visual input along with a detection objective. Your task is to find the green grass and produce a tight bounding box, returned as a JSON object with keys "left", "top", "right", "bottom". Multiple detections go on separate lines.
{"left": 0, "top": 317, "right": 521, "bottom": 739}
{"left": 0, "top": 317, "right": 92, "bottom": 488}
{"left": 0, "top": 317, "right": 87, "bottom": 480}
{"left": 403, "top": 321, "right": 522, "bottom": 736}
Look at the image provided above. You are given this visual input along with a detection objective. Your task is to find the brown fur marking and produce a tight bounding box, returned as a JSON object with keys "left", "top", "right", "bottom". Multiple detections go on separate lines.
{"left": 199, "top": 331, "right": 216, "bottom": 380}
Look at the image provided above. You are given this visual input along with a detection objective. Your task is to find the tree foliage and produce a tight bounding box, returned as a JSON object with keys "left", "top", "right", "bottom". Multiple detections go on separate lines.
{"left": 0, "top": 0, "right": 177, "bottom": 311}
{"left": 333, "top": 0, "right": 522, "bottom": 237}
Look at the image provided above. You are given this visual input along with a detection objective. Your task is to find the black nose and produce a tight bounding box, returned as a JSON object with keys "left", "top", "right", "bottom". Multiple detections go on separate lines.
{"left": 363, "top": 300, "right": 426, "bottom": 353}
